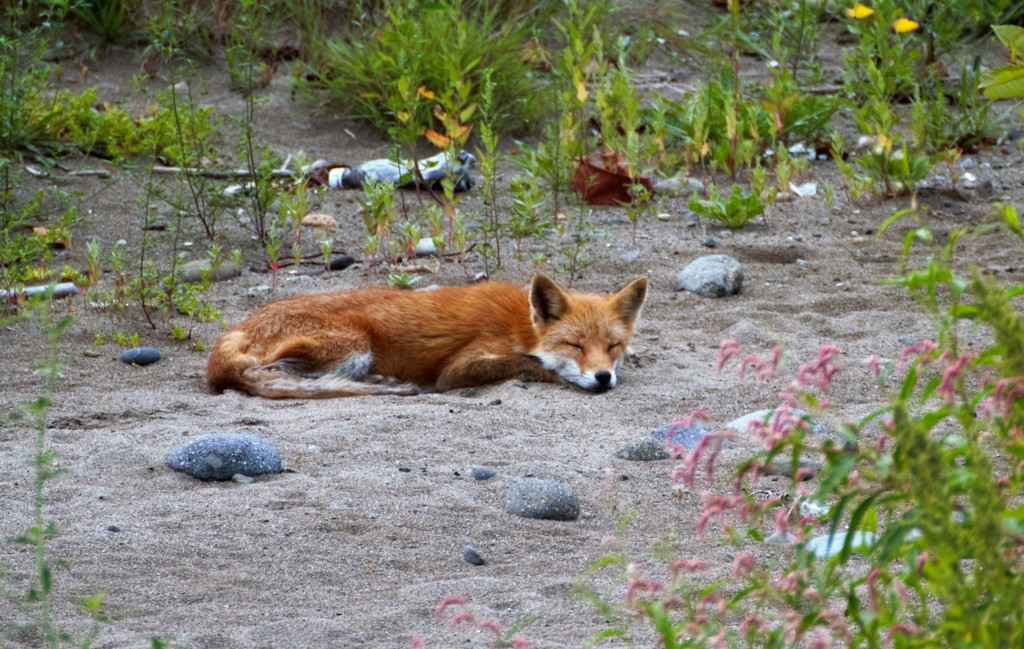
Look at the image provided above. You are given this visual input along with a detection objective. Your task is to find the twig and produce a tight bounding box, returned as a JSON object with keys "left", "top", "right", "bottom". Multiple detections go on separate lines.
{"left": 151, "top": 165, "right": 297, "bottom": 179}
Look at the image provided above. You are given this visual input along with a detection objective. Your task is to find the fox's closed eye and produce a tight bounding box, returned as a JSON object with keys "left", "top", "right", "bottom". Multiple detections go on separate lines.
{"left": 567, "top": 342, "right": 584, "bottom": 351}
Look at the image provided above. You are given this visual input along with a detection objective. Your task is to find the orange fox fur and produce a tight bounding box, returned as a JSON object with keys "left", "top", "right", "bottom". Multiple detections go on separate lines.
{"left": 206, "top": 273, "right": 648, "bottom": 399}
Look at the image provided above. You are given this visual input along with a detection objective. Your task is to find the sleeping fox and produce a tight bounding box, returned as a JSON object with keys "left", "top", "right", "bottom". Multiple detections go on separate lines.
{"left": 206, "top": 273, "right": 648, "bottom": 399}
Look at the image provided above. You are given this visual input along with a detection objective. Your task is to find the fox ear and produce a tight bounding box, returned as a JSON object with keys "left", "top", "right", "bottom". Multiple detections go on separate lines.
{"left": 611, "top": 276, "right": 648, "bottom": 326}
{"left": 530, "top": 273, "right": 569, "bottom": 325}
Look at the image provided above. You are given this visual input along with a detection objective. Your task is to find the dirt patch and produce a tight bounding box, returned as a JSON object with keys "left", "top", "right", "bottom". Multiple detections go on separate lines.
{"left": 1, "top": 46, "right": 1023, "bottom": 649}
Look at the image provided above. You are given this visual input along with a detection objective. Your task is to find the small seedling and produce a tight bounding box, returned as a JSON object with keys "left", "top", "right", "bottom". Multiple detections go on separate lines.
{"left": 387, "top": 272, "right": 419, "bottom": 289}
{"left": 688, "top": 183, "right": 772, "bottom": 229}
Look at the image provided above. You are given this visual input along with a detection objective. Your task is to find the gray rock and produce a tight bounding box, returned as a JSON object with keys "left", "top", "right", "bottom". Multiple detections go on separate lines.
{"left": 177, "top": 259, "right": 241, "bottom": 284}
{"left": 652, "top": 422, "right": 734, "bottom": 451}
{"left": 121, "top": 347, "right": 161, "bottom": 366}
{"left": 763, "top": 456, "right": 823, "bottom": 480}
{"left": 803, "top": 531, "right": 877, "bottom": 559}
{"left": 615, "top": 437, "right": 669, "bottom": 461}
{"left": 328, "top": 255, "right": 356, "bottom": 271}
{"left": 167, "top": 433, "right": 283, "bottom": 481}
{"left": 676, "top": 254, "right": 743, "bottom": 297}
{"left": 247, "top": 285, "right": 272, "bottom": 296}
{"left": 463, "top": 545, "right": 486, "bottom": 566}
{"left": 653, "top": 173, "right": 703, "bottom": 197}
{"left": 414, "top": 237, "right": 438, "bottom": 257}
{"left": 765, "top": 530, "right": 795, "bottom": 546}
{"left": 504, "top": 478, "right": 580, "bottom": 521}
{"left": 725, "top": 409, "right": 830, "bottom": 437}
{"left": 471, "top": 466, "right": 498, "bottom": 480}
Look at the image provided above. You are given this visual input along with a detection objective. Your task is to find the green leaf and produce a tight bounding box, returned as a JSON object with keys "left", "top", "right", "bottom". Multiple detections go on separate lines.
{"left": 992, "top": 24, "right": 1024, "bottom": 58}
{"left": 980, "top": 65, "right": 1024, "bottom": 100}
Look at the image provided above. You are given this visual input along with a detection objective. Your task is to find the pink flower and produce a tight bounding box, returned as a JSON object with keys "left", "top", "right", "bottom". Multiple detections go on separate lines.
{"left": 476, "top": 619, "right": 502, "bottom": 636}
{"left": 898, "top": 340, "right": 938, "bottom": 368}
{"left": 740, "top": 614, "right": 768, "bottom": 635}
{"left": 886, "top": 624, "right": 923, "bottom": 640}
{"left": 449, "top": 610, "right": 474, "bottom": 628}
{"left": 938, "top": 353, "right": 973, "bottom": 403}
{"left": 867, "top": 568, "right": 882, "bottom": 613}
{"left": 434, "top": 595, "right": 466, "bottom": 622}
{"left": 731, "top": 552, "right": 757, "bottom": 578}
{"left": 993, "top": 377, "right": 1024, "bottom": 419}
{"left": 670, "top": 559, "right": 707, "bottom": 580}
{"left": 865, "top": 355, "right": 882, "bottom": 377}
{"left": 717, "top": 339, "right": 742, "bottom": 372}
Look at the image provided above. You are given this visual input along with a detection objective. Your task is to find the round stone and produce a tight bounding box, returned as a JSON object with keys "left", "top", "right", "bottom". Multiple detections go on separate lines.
{"left": 166, "top": 433, "right": 283, "bottom": 481}
{"left": 121, "top": 347, "right": 161, "bottom": 366}
{"left": 676, "top": 254, "right": 743, "bottom": 298}
{"left": 504, "top": 478, "right": 580, "bottom": 521}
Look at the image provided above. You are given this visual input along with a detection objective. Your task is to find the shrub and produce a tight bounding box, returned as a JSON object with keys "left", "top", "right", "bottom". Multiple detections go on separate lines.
{"left": 580, "top": 207, "right": 1024, "bottom": 647}
{"left": 308, "top": 0, "right": 544, "bottom": 138}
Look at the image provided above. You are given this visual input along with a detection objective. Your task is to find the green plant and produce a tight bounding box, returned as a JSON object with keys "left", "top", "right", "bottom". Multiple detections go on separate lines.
{"left": 225, "top": 0, "right": 270, "bottom": 92}
{"left": 758, "top": 69, "right": 839, "bottom": 147}
{"left": 386, "top": 271, "right": 419, "bottom": 289}
{"left": 507, "top": 175, "right": 550, "bottom": 261}
{"left": 688, "top": 183, "right": 772, "bottom": 229}
{"left": 556, "top": 199, "right": 603, "bottom": 288}
{"left": 360, "top": 176, "right": 398, "bottom": 266}
{"left": 310, "top": 0, "right": 541, "bottom": 137}
{"left": 0, "top": 0, "right": 68, "bottom": 159}
{"left": 580, "top": 207, "right": 1024, "bottom": 648}
{"left": 0, "top": 173, "right": 78, "bottom": 298}
{"left": 4, "top": 300, "right": 109, "bottom": 647}
{"left": 70, "top": 0, "right": 127, "bottom": 43}
{"left": 981, "top": 24, "right": 1024, "bottom": 102}
{"left": 623, "top": 183, "right": 654, "bottom": 246}
{"left": 512, "top": 0, "right": 605, "bottom": 218}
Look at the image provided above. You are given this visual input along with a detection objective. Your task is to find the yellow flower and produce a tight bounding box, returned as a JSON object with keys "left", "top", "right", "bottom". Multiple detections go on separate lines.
{"left": 892, "top": 17, "right": 920, "bottom": 33}
{"left": 846, "top": 3, "right": 874, "bottom": 19}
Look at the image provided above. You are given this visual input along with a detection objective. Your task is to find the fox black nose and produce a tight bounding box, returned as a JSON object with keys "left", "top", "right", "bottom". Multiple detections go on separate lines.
{"left": 594, "top": 370, "right": 613, "bottom": 388}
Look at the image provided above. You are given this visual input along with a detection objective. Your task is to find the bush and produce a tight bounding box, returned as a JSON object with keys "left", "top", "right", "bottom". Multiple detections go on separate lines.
{"left": 308, "top": 0, "right": 544, "bottom": 138}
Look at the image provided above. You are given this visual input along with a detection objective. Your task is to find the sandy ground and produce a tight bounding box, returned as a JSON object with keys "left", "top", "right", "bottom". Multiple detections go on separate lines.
{"left": 1, "top": 43, "right": 1023, "bottom": 649}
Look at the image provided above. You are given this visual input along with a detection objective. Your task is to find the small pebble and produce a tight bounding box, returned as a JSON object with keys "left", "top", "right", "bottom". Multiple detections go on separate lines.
{"left": 121, "top": 347, "right": 161, "bottom": 366}
{"left": 105, "top": 525, "right": 120, "bottom": 533}
{"left": 328, "top": 255, "right": 356, "bottom": 271}
{"left": 614, "top": 437, "right": 669, "bottom": 461}
{"left": 765, "top": 530, "right": 795, "bottom": 546}
{"left": 652, "top": 422, "right": 734, "bottom": 450}
{"left": 504, "top": 478, "right": 580, "bottom": 521}
{"left": 300, "top": 213, "right": 338, "bottom": 230}
{"left": 803, "top": 531, "right": 877, "bottom": 559}
{"left": 177, "top": 259, "right": 241, "bottom": 284}
{"left": 232, "top": 473, "right": 256, "bottom": 484}
{"left": 764, "top": 456, "right": 823, "bottom": 480}
{"left": 471, "top": 466, "right": 498, "bottom": 480}
{"left": 414, "top": 237, "right": 438, "bottom": 257}
{"left": 463, "top": 545, "right": 486, "bottom": 566}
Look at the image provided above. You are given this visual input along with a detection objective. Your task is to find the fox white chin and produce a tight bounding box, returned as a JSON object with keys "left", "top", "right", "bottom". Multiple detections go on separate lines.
{"left": 531, "top": 352, "right": 618, "bottom": 392}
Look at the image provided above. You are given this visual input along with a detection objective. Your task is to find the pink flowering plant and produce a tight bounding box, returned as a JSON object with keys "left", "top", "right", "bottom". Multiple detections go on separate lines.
{"left": 578, "top": 208, "right": 1024, "bottom": 647}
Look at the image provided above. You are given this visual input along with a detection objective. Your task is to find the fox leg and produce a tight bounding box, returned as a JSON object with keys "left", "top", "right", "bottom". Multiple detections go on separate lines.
{"left": 246, "top": 331, "right": 419, "bottom": 398}
{"left": 435, "top": 348, "right": 559, "bottom": 392}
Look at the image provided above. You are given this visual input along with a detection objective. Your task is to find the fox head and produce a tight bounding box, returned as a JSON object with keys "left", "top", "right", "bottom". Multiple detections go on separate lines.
{"left": 528, "top": 273, "right": 648, "bottom": 392}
